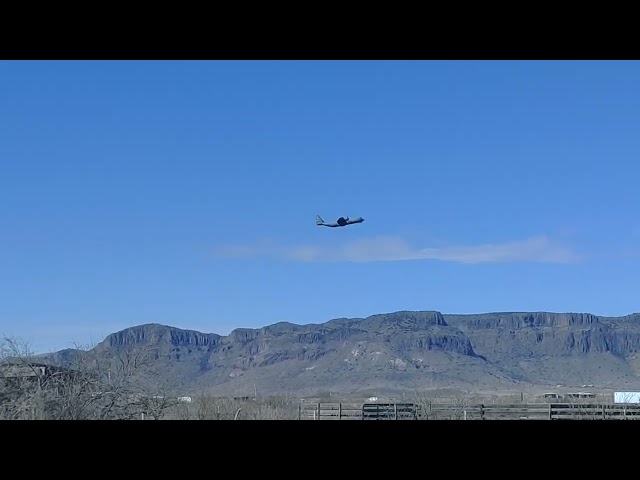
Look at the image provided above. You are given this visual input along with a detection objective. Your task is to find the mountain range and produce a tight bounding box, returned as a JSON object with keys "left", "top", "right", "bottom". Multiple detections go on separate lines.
{"left": 40, "top": 310, "right": 640, "bottom": 398}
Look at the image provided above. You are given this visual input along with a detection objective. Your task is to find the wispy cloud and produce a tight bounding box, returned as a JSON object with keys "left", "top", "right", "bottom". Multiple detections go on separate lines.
{"left": 214, "top": 235, "right": 580, "bottom": 264}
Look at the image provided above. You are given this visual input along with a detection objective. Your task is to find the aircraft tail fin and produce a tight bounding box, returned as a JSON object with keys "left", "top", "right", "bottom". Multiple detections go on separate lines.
{"left": 316, "top": 215, "right": 324, "bottom": 225}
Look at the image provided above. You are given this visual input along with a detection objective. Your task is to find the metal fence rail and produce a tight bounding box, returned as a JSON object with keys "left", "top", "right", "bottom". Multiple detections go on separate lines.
{"left": 362, "top": 403, "right": 418, "bottom": 420}
{"left": 299, "top": 401, "right": 640, "bottom": 420}
{"left": 299, "top": 402, "right": 362, "bottom": 420}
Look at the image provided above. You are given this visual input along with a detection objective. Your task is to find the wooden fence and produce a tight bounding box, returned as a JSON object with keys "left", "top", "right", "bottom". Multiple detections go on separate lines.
{"left": 299, "top": 402, "right": 640, "bottom": 420}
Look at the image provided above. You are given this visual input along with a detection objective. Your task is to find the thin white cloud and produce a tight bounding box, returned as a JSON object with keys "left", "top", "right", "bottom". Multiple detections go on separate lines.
{"left": 214, "top": 235, "right": 580, "bottom": 264}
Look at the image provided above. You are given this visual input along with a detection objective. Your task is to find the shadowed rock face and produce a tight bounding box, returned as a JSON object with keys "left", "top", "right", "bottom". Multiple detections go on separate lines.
{"left": 41, "top": 311, "right": 640, "bottom": 395}
{"left": 445, "top": 312, "right": 602, "bottom": 329}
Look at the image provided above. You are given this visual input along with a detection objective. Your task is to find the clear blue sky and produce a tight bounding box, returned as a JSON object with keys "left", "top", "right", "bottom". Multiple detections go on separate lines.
{"left": 1, "top": 60, "right": 639, "bottom": 353}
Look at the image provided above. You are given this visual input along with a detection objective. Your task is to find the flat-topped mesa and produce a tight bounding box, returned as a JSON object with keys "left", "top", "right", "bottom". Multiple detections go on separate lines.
{"left": 103, "top": 324, "right": 221, "bottom": 348}
{"left": 445, "top": 312, "right": 640, "bottom": 356}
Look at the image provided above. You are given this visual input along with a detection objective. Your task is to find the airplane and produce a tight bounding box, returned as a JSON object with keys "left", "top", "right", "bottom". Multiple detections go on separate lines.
{"left": 316, "top": 214, "right": 365, "bottom": 228}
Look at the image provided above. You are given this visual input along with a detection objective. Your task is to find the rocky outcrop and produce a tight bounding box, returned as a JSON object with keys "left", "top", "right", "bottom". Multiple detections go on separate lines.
{"left": 401, "top": 334, "right": 477, "bottom": 356}
{"left": 360, "top": 310, "right": 448, "bottom": 329}
{"left": 444, "top": 312, "right": 600, "bottom": 330}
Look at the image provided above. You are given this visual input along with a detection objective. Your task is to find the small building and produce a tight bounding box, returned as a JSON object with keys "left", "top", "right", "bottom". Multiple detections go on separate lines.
{"left": 0, "top": 363, "right": 48, "bottom": 379}
{"left": 614, "top": 392, "right": 640, "bottom": 404}
{"left": 541, "top": 392, "right": 562, "bottom": 400}
{"left": 0, "top": 361, "right": 93, "bottom": 397}
{"left": 0, "top": 362, "right": 82, "bottom": 382}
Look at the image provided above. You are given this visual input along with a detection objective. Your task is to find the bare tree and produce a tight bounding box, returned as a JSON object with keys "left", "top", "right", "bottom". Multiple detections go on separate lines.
{"left": 0, "top": 335, "right": 178, "bottom": 420}
{"left": 0, "top": 336, "right": 51, "bottom": 420}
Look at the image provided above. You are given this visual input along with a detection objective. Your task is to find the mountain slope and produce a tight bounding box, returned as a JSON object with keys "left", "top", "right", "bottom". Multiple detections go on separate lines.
{"left": 42, "top": 310, "right": 640, "bottom": 396}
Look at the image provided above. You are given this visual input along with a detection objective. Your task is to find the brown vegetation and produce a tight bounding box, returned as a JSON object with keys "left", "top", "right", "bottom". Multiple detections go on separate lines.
{"left": 169, "top": 395, "right": 300, "bottom": 420}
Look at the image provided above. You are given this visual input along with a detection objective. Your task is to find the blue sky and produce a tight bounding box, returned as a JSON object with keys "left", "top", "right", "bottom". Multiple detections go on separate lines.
{"left": 1, "top": 60, "right": 639, "bottom": 353}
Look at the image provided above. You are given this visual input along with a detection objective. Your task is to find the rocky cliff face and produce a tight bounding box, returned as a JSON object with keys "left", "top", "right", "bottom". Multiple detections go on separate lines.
{"left": 102, "top": 324, "right": 221, "bottom": 349}
{"left": 444, "top": 312, "right": 640, "bottom": 357}
{"left": 45, "top": 311, "right": 640, "bottom": 395}
{"left": 442, "top": 312, "right": 640, "bottom": 387}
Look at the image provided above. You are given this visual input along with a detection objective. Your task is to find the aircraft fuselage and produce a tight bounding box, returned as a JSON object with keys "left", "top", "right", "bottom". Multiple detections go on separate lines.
{"left": 316, "top": 215, "right": 364, "bottom": 227}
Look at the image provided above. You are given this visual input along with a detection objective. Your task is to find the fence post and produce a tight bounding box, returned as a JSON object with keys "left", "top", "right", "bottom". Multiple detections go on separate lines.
{"left": 395, "top": 403, "right": 398, "bottom": 420}
{"left": 338, "top": 403, "right": 342, "bottom": 420}
{"left": 548, "top": 403, "right": 552, "bottom": 420}
{"left": 317, "top": 402, "right": 320, "bottom": 420}
{"left": 298, "top": 402, "right": 301, "bottom": 420}
{"left": 480, "top": 404, "right": 484, "bottom": 420}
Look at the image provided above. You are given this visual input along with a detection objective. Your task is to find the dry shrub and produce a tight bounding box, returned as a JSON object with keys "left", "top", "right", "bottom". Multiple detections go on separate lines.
{"left": 0, "top": 335, "right": 178, "bottom": 420}
{"left": 171, "top": 395, "right": 300, "bottom": 420}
